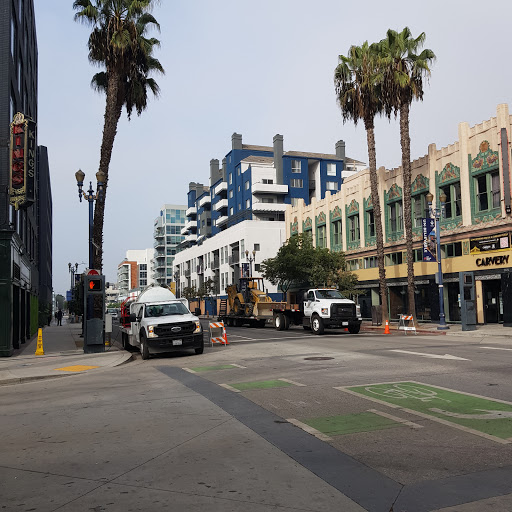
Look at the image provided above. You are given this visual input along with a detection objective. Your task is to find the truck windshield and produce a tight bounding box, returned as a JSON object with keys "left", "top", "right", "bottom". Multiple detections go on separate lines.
{"left": 145, "top": 302, "right": 189, "bottom": 317}
{"left": 315, "top": 290, "right": 346, "bottom": 299}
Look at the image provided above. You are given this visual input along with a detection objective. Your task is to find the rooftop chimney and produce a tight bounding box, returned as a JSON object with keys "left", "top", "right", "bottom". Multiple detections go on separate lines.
{"left": 232, "top": 133, "right": 243, "bottom": 150}
{"left": 209, "top": 159, "right": 220, "bottom": 185}
{"left": 273, "top": 134, "right": 284, "bottom": 184}
{"left": 335, "top": 140, "right": 346, "bottom": 160}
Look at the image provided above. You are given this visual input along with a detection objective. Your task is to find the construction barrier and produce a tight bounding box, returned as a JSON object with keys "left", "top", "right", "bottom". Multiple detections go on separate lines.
{"left": 398, "top": 314, "right": 417, "bottom": 335}
{"left": 209, "top": 321, "right": 229, "bottom": 346}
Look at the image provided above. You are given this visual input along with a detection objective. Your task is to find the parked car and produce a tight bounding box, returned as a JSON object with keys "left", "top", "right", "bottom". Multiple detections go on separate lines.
{"left": 106, "top": 308, "right": 119, "bottom": 321}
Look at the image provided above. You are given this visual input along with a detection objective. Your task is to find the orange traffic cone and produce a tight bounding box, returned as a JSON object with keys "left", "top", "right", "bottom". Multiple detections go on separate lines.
{"left": 384, "top": 319, "right": 391, "bottom": 335}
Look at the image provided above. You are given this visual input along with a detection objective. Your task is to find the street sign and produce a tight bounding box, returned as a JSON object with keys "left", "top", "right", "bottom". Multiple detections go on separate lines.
{"left": 87, "top": 269, "right": 100, "bottom": 276}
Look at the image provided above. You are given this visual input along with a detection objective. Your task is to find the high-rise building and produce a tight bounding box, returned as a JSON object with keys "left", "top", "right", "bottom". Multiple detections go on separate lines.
{"left": 0, "top": 0, "right": 52, "bottom": 356}
{"left": 117, "top": 249, "right": 154, "bottom": 299}
{"left": 153, "top": 204, "right": 187, "bottom": 286}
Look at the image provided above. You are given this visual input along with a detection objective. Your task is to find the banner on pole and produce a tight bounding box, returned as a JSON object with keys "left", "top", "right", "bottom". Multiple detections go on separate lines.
{"left": 422, "top": 218, "right": 437, "bottom": 262}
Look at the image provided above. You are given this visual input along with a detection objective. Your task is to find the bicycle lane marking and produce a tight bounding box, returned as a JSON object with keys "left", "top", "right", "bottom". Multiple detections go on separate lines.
{"left": 335, "top": 381, "right": 512, "bottom": 444}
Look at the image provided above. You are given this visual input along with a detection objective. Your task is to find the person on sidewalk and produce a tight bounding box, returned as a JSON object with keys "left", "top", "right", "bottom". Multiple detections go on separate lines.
{"left": 57, "top": 309, "right": 63, "bottom": 326}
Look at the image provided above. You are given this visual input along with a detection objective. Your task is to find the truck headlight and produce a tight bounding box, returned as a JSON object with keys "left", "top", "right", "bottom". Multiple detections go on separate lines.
{"left": 321, "top": 308, "right": 329, "bottom": 315}
{"left": 356, "top": 305, "right": 361, "bottom": 317}
{"left": 193, "top": 321, "right": 202, "bottom": 333}
{"left": 147, "top": 325, "right": 157, "bottom": 338}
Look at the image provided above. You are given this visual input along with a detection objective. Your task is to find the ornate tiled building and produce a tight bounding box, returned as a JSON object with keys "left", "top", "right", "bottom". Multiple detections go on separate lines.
{"left": 286, "top": 104, "right": 512, "bottom": 325}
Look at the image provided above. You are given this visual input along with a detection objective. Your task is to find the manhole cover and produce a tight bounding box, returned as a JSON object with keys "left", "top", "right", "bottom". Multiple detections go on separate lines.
{"left": 304, "top": 357, "right": 334, "bottom": 361}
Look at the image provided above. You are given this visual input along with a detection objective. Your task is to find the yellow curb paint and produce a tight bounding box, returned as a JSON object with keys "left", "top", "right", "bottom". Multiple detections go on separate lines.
{"left": 35, "top": 328, "right": 44, "bottom": 356}
{"left": 54, "top": 365, "right": 100, "bottom": 372}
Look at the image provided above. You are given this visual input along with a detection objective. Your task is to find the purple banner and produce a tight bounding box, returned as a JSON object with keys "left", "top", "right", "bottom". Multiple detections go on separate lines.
{"left": 422, "top": 218, "right": 437, "bottom": 262}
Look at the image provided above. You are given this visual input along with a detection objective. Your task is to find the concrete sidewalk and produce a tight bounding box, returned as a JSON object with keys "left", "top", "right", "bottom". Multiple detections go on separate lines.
{"left": 0, "top": 317, "right": 132, "bottom": 386}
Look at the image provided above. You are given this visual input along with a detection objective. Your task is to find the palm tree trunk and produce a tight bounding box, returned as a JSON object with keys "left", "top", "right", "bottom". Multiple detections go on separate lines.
{"left": 400, "top": 102, "right": 416, "bottom": 322}
{"left": 93, "top": 70, "right": 123, "bottom": 271}
{"left": 365, "top": 122, "right": 389, "bottom": 321}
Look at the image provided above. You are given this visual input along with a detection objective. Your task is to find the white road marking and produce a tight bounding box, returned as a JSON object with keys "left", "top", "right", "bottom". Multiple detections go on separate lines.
{"left": 182, "top": 367, "right": 196, "bottom": 373}
{"left": 429, "top": 408, "right": 512, "bottom": 420}
{"left": 368, "top": 409, "right": 423, "bottom": 429}
{"left": 287, "top": 418, "right": 333, "bottom": 441}
{"left": 390, "top": 350, "right": 470, "bottom": 361}
{"left": 219, "top": 383, "right": 241, "bottom": 393}
{"left": 231, "top": 364, "right": 246, "bottom": 368}
{"left": 481, "top": 346, "right": 512, "bottom": 351}
{"left": 279, "top": 378, "right": 306, "bottom": 387}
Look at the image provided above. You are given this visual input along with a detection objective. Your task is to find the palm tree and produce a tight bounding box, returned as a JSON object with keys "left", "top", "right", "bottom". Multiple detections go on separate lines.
{"left": 334, "top": 42, "right": 389, "bottom": 321}
{"left": 73, "top": 0, "right": 164, "bottom": 271}
{"left": 378, "top": 28, "right": 435, "bottom": 322}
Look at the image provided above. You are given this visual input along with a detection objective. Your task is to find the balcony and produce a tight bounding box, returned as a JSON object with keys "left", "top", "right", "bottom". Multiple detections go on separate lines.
{"left": 184, "top": 269, "right": 191, "bottom": 277}
{"left": 251, "top": 202, "right": 288, "bottom": 213}
{"left": 228, "top": 254, "right": 240, "bottom": 266}
{"left": 214, "top": 181, "right": 228, "bottom": 196}
{"left": 251, "top": 183, "right": 288, "bottom": 195}
{"left": 154, "top": 228, "right": 165, "bottom": 238}
{"left": 197, "top": 265, "right": 204, "bottom": 275}
{"left": 181, "top": 225, "right": 189, "bottom": 235}
{"left": 155, "top": 251, "right": 165, "bottom": 259}
{"left": 216, "top": 215, "right": 228, "bottom": 226}
{"left": 214, "top": 198, "right": 228, "bottom": 211}
{"left": 199, "top": 195, "right": 211, "bottom": 208}
{"left": 186, "top": 206, "right": 197, "bottom": 217}
{"left": 211, "top": 258, "right": 220, "bottom": 270}
{"left": 155, "top": 261, "right": 165, "bottom": 270}
{"left": 185, "top": 234, "right": 198, "bottom": 243}
{"left": 154, "top": 239, "right": 165, "bottom": 248}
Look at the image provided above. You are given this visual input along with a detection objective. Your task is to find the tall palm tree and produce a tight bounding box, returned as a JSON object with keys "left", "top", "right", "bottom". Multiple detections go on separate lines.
{"left": 379, "top": 28, "right": 435, "bottom": 322}
{"left": 334, "top": 42, "right": 389, "bottom": 321}
{"left": 73, "top": 0, "right": 164, "bottom": 271}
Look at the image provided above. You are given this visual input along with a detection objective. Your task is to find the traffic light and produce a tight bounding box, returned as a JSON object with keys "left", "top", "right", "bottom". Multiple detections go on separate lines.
{"left": 89, "top": 278, "right": 103, "bottom": 291}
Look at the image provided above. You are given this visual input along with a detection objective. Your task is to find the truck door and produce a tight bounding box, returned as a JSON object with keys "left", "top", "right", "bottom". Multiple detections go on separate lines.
{"left": 303, "top": 290, "right": 316, "bottom": 317}
{"left": 132, "top": 304, "right": 143, "bottom": 345}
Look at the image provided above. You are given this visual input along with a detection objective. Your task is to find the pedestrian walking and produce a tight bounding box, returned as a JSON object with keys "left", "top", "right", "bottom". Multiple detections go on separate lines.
{"left": 57, "top": 309, "right": 63, "bottom": 326}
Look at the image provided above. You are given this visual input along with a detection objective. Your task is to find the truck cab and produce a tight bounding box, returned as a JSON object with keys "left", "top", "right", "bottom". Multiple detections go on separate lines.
{"left": 303, "top": 289, "right": 362, "bottom": 334}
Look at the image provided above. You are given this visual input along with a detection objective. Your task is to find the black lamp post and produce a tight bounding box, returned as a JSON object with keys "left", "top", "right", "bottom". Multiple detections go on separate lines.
{"left": 245, "top": 249, "right": 256, "bottom": 276}
{"left": 174, "top": 270, "right": 180, "bottom": 298}
{"left": 426, "top": 190, "right": 449, "bottom": 330}
{"left": 75, "top": 169, "right": 105, "bottom": 269}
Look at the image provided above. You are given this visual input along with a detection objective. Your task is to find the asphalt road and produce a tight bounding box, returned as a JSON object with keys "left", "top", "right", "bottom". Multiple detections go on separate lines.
{"left": 2, "top": 323, "right": 512, "bottom": 511}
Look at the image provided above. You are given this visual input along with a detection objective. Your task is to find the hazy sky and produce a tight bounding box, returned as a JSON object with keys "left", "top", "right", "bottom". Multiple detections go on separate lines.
{"left": 34, "top": 0, "right": 512, "bottom": 296}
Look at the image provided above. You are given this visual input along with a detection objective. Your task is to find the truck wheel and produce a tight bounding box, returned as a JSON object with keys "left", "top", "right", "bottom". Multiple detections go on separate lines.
{"left": 284, "top": 316, "right": 291, "bottom": 330}
{"left": 140, "top": 334, "right": 150, "bottom": 360}
{"left": 195, "top": 343, "right": 204, "bottom": 355}
{"left": 311, "top": 315, "right": 324, "bottom": 335}
{"left": 348, "top": 323, "right": 361, "bottom": 334}
{"left": 275, "top": 313, "right": 286, "bottom": 331}
{"left": 122, "top": 333, "right": 129, "bottom": 350}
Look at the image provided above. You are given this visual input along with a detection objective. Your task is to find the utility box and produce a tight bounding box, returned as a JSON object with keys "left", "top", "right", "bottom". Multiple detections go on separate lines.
{"left": 84, "top": 273, "right": 106, "bottom": 353}
{"left": 459, "top": 272, "right": 476, "bottom": 331}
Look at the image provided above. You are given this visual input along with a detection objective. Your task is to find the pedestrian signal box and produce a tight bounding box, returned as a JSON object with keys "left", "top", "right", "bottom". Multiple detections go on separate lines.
{"left": 88, "top": 278, "right": 102, "bottom": 291}
{"left": 84, "top": 274, "right": 106, "bottom": 353}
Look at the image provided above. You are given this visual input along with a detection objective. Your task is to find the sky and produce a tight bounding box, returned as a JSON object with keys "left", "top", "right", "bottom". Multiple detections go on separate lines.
{"left": 34, "top": 0, "right": 512, "bottom": 296}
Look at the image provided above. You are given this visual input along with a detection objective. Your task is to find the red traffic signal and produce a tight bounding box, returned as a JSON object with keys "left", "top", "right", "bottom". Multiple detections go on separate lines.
{"left": 88, "top": 279, "right": 102, "bottom": 291}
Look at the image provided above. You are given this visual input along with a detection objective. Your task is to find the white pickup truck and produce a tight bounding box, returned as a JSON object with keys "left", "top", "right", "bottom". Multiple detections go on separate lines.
{"left": 272, "top": 288, "right": 362, "bottom": 334}
{"left": 120, "top": 285, "right": 203, "bottom": 359}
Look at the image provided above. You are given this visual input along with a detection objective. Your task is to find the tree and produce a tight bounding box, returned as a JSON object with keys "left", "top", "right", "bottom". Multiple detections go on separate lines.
{"left": 55, "top": 294, "right": 65, "bottom": 310}
{"left": 335, "top": 42, "right": 389, "bottom": 320}
{"left": 337, "top": 270, "right": 364, "bottom": 301}
{"left": 73, "top": 0, "right": 164, "bottom": 271}
{"left": 378, "top": 28, "right": 435, "bottom": 321}
{"left": 182, "top": 286, "right": 198, "bottom": 301}
{"left": 261, "top": 234, "right": 316, "bottom": 295}
{"left": 197, "top": 278, "right": 215, "bottom": 300}
{"left": 309, "top": 248, "right": 345, "bottom": 288}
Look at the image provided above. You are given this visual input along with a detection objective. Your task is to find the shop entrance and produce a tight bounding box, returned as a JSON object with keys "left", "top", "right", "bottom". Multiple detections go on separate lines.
{"left": 482, "top": 280, "right": 502, "bottom": 324}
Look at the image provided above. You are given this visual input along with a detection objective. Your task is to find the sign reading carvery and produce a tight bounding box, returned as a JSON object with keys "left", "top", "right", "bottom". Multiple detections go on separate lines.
{"left": 9, "top": 112, "right": 36, "bottom": 210}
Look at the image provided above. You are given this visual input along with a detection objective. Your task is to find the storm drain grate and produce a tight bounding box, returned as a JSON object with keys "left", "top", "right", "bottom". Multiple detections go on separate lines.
{"left": 304, "top": 357, "right": 334, "bottom": 361}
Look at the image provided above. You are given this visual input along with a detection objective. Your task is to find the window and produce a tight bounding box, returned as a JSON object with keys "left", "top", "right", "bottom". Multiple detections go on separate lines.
{"left": 229, "top": 189, "right": 233, "bottom": 198}
{"left": 440, "top": 183, "right": 462, "bottom": 219}
{"left": 11, "top": 14, "right": 16, "bottom": 60}
{"left": 385, "top": 252, "right": 403, "bottom": 266}
{"left": 347, "top": 259, "right": 360, "bottom": 270}
{"left": 389, "top": 201, "right": 403, "bottom": 232}
{"left": 291, "top": 160, "right": 301, "bottom": 173}
{"left": 326, "top": 181, "right": 338, "bottom": 191}
{"left": 327, "top": 163, "right": 336, "bottom": 176}
{"left": 238, "top": 203, "right": 241, "bottom": 210}
{"left": 229, "top": 173, "right": 233, "bottom": 185}
{"left": 229, "top": 207, "right": 233, "bottom": 216}
{"left": 262, "top": 197, "right": 275, "bottom": 203}
{"left": 367, "top": 210, "right": 375, "bottom": 237}
{"left": 254, "top": 264, "right": 261, "bottom": 272}
{"left": 317, "top": 225, "right": 326, "bottom": 248}
{"left": 262, "top": 178, "right": 274, "bottom": 184}
{"left": 291, "top": 179, "right": 303, "bottom": 188}
{"left": 291, "top": 197, "right": 299, "bottom": 207}
{"left": 349, "top": 215, "right": 360, "bottom": 242}
{"left": 237, "top": 167, "right": 240, "bottom": 176}
{"left": 412, "top": 194, "right": 427, "bottom": 228}
{"left": 476, "top": 171, "right": 500, "bottom": 212}
{"left": 246, "top": 199, "right": 250, "bottom": 208}
{"left": 441, "top": 242, "right": 463, "bottom": 258}
{"left": 332, "top": 220, "right": 342, "bottom": 246}
{"left": 245, "top": 181, "right": 250, "bottom": 190}
{"left": 364, "top": 256, "right": 377, "bottom": 268}
{"left": 254, "top": 244, "right": 260, "bottom": 251}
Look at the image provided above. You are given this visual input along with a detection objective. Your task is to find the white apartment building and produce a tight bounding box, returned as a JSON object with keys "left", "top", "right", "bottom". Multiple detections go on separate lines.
{"left": 117, "top": 248, "right": 154, "bottom": 299}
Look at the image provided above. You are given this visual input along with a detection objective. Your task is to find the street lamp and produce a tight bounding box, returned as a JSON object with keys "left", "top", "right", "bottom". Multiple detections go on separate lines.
{"left": 75, "top": 169, "right": 106, "bottom": 269}
{"left": 173, "top": 269, "right": 180, "bottom": 298}
{"left": 426, "top": 190, "right": 449, "bottom": 330}
{"left": 245, "top": 249, "right": 256, "bottom": 276}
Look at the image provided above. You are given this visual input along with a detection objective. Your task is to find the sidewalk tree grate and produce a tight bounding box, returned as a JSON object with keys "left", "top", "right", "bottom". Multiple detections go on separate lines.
{"left": 231, "top": 379, "right": 293, "bottom": 391}
{"left": 304, "top": 357, "right": 334, "bottom": 361}
{"left": 303, "top": 412, "right": 404, "bottom": 436}
{"left": 189, "top": 365, "right": 238, "bottom": 372}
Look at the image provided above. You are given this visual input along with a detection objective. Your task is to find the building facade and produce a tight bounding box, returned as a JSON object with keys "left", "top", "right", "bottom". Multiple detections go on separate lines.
{"left": 153, "top": 204, "right": 187, "bottom": 286}
{"left": 117, "top": 248, "right": 154, "bottom": 299}
{"left": 286, "top": 103, "right": 512, "bottom": 325}
{"left": 174, "top": 133, "right": 364, "bottom": 298}
{"left": 0, "top": 0, "right": 52, "bottom": 356}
